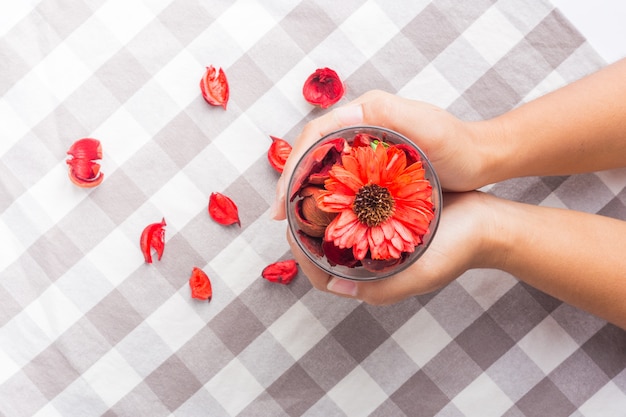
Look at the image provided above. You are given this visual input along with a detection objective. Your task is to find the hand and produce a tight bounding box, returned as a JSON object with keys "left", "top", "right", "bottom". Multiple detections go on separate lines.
{"left": 271, "top": 90, "right": 494, "bottom": 220}
{"left": 287, "top": 192, "right": 499, "bottom": 305}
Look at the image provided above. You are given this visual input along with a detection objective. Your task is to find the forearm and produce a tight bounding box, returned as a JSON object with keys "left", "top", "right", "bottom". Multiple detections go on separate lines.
{"left": 476, "top": 58, "right": 626, "bottom": 185}
{"left": 488, "top": 197, "right": 626, "bottom": 329}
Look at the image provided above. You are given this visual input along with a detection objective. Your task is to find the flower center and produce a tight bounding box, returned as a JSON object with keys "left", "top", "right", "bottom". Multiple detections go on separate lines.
{"left": 353, "top": 184, "right": 394, "bottom": 227}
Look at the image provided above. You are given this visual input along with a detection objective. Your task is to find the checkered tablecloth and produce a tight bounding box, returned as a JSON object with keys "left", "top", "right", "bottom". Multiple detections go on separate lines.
{"left": 1, "top": 1, "right": 625, "bottom": 416}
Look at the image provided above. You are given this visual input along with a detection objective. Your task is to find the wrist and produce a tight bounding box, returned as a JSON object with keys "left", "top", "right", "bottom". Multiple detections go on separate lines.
{"left": 468, "top": 117, "right": 513, "bottom": 188}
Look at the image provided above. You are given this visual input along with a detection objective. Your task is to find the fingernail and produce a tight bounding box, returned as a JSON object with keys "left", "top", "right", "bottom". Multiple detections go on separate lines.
{"left": 334, "top": 104, "right": 363, "bottom": 126}
{"left": 327, "top": 277, "right": 358, "bottom": 297}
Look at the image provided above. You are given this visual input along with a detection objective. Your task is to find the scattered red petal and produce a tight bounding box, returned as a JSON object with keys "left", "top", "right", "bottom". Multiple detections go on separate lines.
{"left": 268, "top": 136, "right": 292, "bottom": 174}
{"left": 189, "top": 267, "right": 213, "bottom": 301}
{"left": 262, "top": 260, "right": 298, "bottom": 285}
{"left": 140, "top": 218, "right": 166, "bottom": 263}
{"left": 209, "top": 192, "right": 241, "bottom": 226}
{"left": 302, "top": 67, "right": 345, "bottom": 109}
{"left": 66, "top": 138, "right": 104, "bottom": 188}
{"left": 200, "top": 65, "right": 229, "bottom": 109}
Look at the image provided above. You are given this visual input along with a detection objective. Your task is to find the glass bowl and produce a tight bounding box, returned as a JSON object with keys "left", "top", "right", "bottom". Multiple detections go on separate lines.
{"left": 286, "top": 126, "right": 442, "bottom": 281}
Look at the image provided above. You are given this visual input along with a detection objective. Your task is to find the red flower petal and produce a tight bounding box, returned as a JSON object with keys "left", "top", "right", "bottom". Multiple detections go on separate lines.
{"left": 66, "top": 138, "right": 104, "bottom": 188}
{"left": 268, "top": 136, "right": 292, "bottom": 173}
{"left": 189, "top": 267, "right": 212, "bottom": 301}
{"left": 302, "top": 67, "right": 345, "bottom": 109}
{"left": 209, "top": 192, "right": 241, "bottom": 226}
{"left": 262, "top": 260, "right": 298, "bottom": 285}
{"left": 140, "top": 218, "right": 166, "bottom": 263}
{"left": 200, "top": 65, "right": 229, "bottom": 109}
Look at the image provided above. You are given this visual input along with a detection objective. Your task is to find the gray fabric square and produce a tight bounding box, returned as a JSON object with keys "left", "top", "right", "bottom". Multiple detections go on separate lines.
{"left": 582, "top": 324, "right": 626, "bottom": 379}
{"left": 239, "top": 391, "right": 290, "bottom": 417}
{"left": 0, "top": 161, "right": 25, "bottom": 213}
{"left": 549, "top": 349, "right": 610, "bottom": 407}
{"left": 3, "top": 133, "right": 59, "bottom": 190}
{"left": 23, "top": 344, "right": 81, "bottom": 399}
{"left": 247, "top": 26, "right": 306, "bottom": 84}
{"left": 109, "top": 381, "right": 171, "bottom": 417}
{"left": 117, "top": 268, "right": 179, "bottom": 318}
{"left": 432, "top": 36, "right": 492, "bottom": 93}
{"left": 370, "top": 33, "right": 430, "bottom": 92}
{"left": 425, "top": 281, "right": 485, "bottom": 338}
{"left": 2, "top": 10, "right": 62, "bottom": 68}
{"left": 239, "top": 278, "right": 300, "bottom": 327}
{"left": 436, "top": 0, "right": 497, "bottom": 33}
{"left": 56, "top": 318, "right": 112, "bottom": 373}
{"left": 391, "top": 370, "right": 449, "bottom": 417}
{"left": 0, "top": 371, "right": 50, "bottom": 417}
{"left": 58, "top": 198, "right": 117, "bottom": 254}
{"left": 0, "top": 252, "right": 50, "bottom": 307}
{"left": 0, "top": 283, "right": 21, "bottom": 327}
{"left": 86, "top": 289, "right": 144, "bottom": 345}
{"left": 298, "top": 334, "right": 358, "bottom": 392}
{"left": 118, "top": 141, "right": 179, "bottom": 198}
{"left": 489, "top": 177, "right": 553, "bottom": 205}
{"left": 209, "top": 298, "right": 266, "bottom": 356}
{"left": 0, "top": 39, "right": 31, "bottom": 96}
{"left": 177, "top": 326, "right": 234, "bottom": 384}
{"left": 455, "top": 313, "right": 515, "bottom": 369}
{"left": 280, "top": 2, "right": 337, "bottom": 54}
{"left": 331, "top": 304, "right": 390, "bottom": 363}
{"left": 266, "top": 363, "right": 326, "bottom": 417}
{"left": 551, "top": 303, "right": 607, "bottom": 345}
{"left": 156, "top": 235, "right": 205, "bottom": 290}
{"left": 488, "top": 283, "right": 549, "bottom": 342}
{"left": 370, "top": 399, "right": 407, "bottom": 417}
{"left": 157, "top": 0, "right": 214, "bottom": 46}
{"left": 525, "top": 11, "right": 585, "bottom": 68}
{"left": 462, "top": 67, "right": 522, "bottom": 118}
{"left": 423, "top": 341, "right": 482, "bottom": 398}
{"left": 364, "top": 297, "right": 422, "bottom": 334}
{"left": 36, "top": 0, "right": 93, "bottom": 39}
{"left": 598, "top": 197, "right": 626, "bottom": 221}
{"left": 228, "top": 54, "right": 275, "bottom": 112}
{"left": 487, "top": 346, "right": 544, "bottom": 402}
{"left": 554, "top": 173, "right": 615, "bottom": 214}
{"left": 520, "top": 282, "right": 562, "bottom": 313}
{"left": 403, "top": 3, "right": 461, "bottom": 61}
{"left": 30, "top": 225, "right": 83, "bottom": 282}
{"left": 493, "top": 39, "right": 554, "bottom": 98}
{"left": 154, "top": 111, "right": 209, "bottom": 169}
{"left": 89, "top": 170, "right": 147, "bottom": 225}
{"left": 95, "top": 48, "right": 152, "bottom": 104}
{"left": 361, "top": 338, "right": 420, "bottom": 395}
{"left": 515, "top": 378, "right": 576, "bottom": 417}
{"left": 145, "top": 354, "right": 203, "bottom": 412}
{"left": 238, "top": 330, "right": 295, "bottom": 388}
{"left": 125, "top": 19, "right": 184, "bottom": 76}
{"left": 344, "top": 61, "right": 396, "bottom": 98}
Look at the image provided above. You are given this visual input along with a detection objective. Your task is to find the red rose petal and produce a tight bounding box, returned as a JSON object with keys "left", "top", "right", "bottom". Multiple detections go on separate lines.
{"left": 209, "top": 192, "right": 241, "bottom": 227}
{"left": 268, "top": 136, "right": 292, "bottom": 174}
{"left": 189, "top": 267, "right": 213, "bottom": 301}
{"left": 200, "top": 65, "right": 229, "bottom": 109}
{"left": 302, "top": 67, "right": 345, "bottom": 109}
{"left": 140, "top": 218, "right": 166, "bottom": 263}
{"left": 262, "top": 260, "right": 298, "bottom": 285}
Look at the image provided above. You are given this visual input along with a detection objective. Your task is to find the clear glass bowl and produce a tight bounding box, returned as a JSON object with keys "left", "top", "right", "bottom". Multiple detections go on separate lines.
{"left": 286, "top": 126, "right": 442, "bottom": 281}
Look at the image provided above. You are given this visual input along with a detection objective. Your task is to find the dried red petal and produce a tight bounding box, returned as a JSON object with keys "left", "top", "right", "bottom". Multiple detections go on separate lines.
{"left": 209, "top": 192, "right": 241, "bottom": 226}
{"left": 189, "top": 267, "right": 212, "bottom": 301}
{"left": 268, "top": 136, "right": 292, "bottom": 174}
{"left": 140, "top": 218, "right": 166, "bottom": 263}
{"left": 200, "top": 65, "right": 229, "bottom": 109}
{"left": 302, "top": 67, "right": 345, "bottom": 109}
{"left": 262, "top": 260, "right": 298, "bottom": 285}
{"left": 66, "top": 138, "right": 104, "bottom": 188}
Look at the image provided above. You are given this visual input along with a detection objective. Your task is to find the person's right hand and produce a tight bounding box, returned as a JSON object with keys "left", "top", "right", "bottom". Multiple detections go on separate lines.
{"left": 272, "top": 89, "right": 496, "bottom": 220}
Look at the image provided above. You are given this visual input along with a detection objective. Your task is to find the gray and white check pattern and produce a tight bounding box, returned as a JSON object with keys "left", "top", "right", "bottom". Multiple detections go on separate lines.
{"left": 1, "top": 1, "right": 625, "bottom": 416}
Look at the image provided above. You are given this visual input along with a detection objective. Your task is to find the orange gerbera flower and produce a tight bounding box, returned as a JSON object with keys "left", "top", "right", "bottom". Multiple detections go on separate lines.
{"left": 317, "top": 143, "right": 434, "bottom": 261}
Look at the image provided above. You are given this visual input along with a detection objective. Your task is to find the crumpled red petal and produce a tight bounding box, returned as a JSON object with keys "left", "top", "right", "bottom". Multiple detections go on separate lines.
{"left": 200, "top": 65, "right": 229, "bottom": 109}
{"left": 262, "top": 260, "right": 298, "bottom": 285}
{"left": 209, "top": 192, "right": 241, "bottom": 227}
{"left": 268, "top": 136, "right": 292, "bottom": 173}
{"left": 66, "top": 138, "right": 104, "bottom": 188}
{"left": 140, "top": 218, "right": 166, "bottom": 263}
{"left": 189, "top": 267, "right": 213, "bottom": 301}
{"left": 302, "top": 67, "right": 345, "bottom": 109}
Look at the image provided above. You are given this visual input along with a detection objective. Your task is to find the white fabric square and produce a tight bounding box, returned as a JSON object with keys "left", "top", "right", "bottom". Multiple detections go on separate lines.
{"left": 123, "top": 78, "right": 180, "bottom": 136}
{"left": 209, "top": 236, "right": 266, "bottom": 295}
{"left": 523, "top": 70, "right": 567, "bottom": 103}
{"left": 398, "top": 63, "right": 460, "bottom": 109}
{"left": 0, "top": 348, "right": 20, "bottom": 385}
{"left": 457, "top": 269, "right": 518, "bottom": 311}
{"left": 145, "top": 293, "right": 206, "bottom": 352}
{"left": 0, "top": 100, "right": 29, "bottom": 158}
{"left": 0, "top": 217, "right": 24, "bottom": 273}
{"left": 327, "top": 365, "right": 388, "bottom": 417}
{"left": 518, "top": 316, "right": 579, "bottom": 374}
{"left": 340, "top": 1, "right": 398, "bottom": 59}
{"left": 213, "top": 114, "right": 271, "bottom": 174}
{"left": 66, "top": 17, "right": 122, "bottom": 72}
{"left": 452, "top": 373, "right": 514, "bottom": 417}
{"left": 153, "top": 49, "right": 204, "bottom": 109}
{"left": 595, "top": 167, "right": 626, "bottom": 195}
{"left": 392, "top": 309, "right": 452, "bottom": 367}
{"left": 31, "top": 43, "right": 92, "bottom": 102}
{"left": 462, "top": 7, "right": 525, "bottom": 66}
{"left": 217, "top": 0, "right": 277, "bottom": 52}
{"left": 24, "top": 284, "right": 83, "bottom": 341}
{"left": 0, "top": 3, "right": 33, "bottom": 37}
{"left": 93, "top": 107, "right": 152, "bottom": 167}
{"left": 205, "top": 358, "right": 265, "bottom": 416}
{"left": 4, "top": 69, "right": 60, "bottom": 128}
{"left": 94, "top": 0, "right": 155, "bottom": 45}
{"left": 149, "top": 171, "right": 206, "bottom": 232}
{"left": 579, "top": 381, "right": 626, "bottom": 417}
{"left": 82, "top": 348, "right": 143, "bottom": 407}
{"left": 268, "top": 301, "right": 327, "bottom": 360}
{"left": 86, "top": 228, "right": 142, "bottom": 287}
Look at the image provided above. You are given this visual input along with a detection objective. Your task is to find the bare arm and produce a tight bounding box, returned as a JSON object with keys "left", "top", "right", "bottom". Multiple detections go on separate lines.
{"left": 479, "top": 58, "right": 626, "bottom": 184}
{"left": 488, "top": 196, "right": 626, "bottom": 329}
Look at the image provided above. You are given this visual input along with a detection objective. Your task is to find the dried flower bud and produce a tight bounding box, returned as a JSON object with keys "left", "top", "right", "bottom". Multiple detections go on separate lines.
{"left": 302, "top": 67, "right": 344, "bottom": 109}
{"left": 295, "top": 186, "right": 336, "bottom": 237}
{"left": 66, "top": 138, "right": 104, "bottom": 188}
